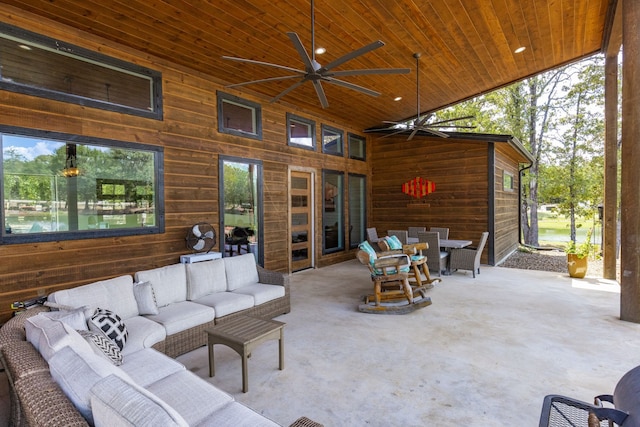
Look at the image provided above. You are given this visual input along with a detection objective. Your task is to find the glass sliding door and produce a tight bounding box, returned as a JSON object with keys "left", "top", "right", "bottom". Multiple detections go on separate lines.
{"left": 348, "top": 174, "right": 366, "bottom": 248}
{"left": 322, "top": 170, "right": 344, "bottom": 254}
{"left": 219, "top": 157, "right": 263, "bottom": 265}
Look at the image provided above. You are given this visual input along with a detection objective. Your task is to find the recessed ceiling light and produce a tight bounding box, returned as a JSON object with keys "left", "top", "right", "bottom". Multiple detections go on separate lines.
{"left": 514, "top": 46, "right": 526, "bottom": 54}
{"left": 18, "top": 44, "right": 32, "bottom": 50}
{"left": 315, "top": 47, "right": 326, "bottom": 55}
{"left": 394, "top": 96, "right": 402, "bottom": 101}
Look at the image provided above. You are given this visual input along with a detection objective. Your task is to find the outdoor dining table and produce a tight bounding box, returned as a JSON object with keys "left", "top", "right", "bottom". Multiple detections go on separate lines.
{"left": 439, "top": 239, "right": 473, "bottom": 274}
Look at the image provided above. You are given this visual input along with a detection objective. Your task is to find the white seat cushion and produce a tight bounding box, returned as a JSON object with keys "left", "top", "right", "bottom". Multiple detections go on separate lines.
{"left": 144, "top": 301, "right": 214, "bottom": 335}
{"left": 233, "top": 283, "right": 285, "bottom": 305}
{"left": 194, "top": 402, "right": 281, "bottom": 427}
{"left": 120, "top": 316, "right": 167, "bottom": 356}
{"left": 192, "top": 292, "right": 255, "bottom": 318}
{"left": 223, "top": 254, "right": 259, "bottom": 291}
{"left": 119, "top": 348, "right": 186, "bottom": 387}
{"left": 135, "top": 264, "right": 188, "bottom": 308}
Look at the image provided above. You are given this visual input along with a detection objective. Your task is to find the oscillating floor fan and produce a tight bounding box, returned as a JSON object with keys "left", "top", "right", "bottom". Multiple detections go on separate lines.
{"left": 185, "top": 223, "right": 217, "bottom": 253}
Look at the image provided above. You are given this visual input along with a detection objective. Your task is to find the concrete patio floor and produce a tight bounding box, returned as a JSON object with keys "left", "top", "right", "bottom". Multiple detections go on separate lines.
{"left": 2, "top": 261, "right": 638, "bottom": 426}
{"left": 177, "top": 260, "right": 638, "bottom": 426}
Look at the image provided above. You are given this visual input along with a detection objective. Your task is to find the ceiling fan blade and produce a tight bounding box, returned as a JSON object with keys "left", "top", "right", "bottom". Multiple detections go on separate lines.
{"left": 227, "top": 75, "right": 303, "bottom": 88}
{"left": 312, "top": 80, "right": 329, "bottom": 108}
{"left": 422, "top": 128, "right": 450, "bottom": 138}
{"left": 432, "top": 125, "right": 477, "bottom": 129}
{"left": 222, "top": 56, "right": 306, "bottom": 75}
{"left": 407, "top": 128, "right": 420, "bottom": 141}
{"left": 270, "top": 79, "right": 307, "bottom": 103}
{"left": 317, "top": 40, "right": 385, "bottom": 73}
{"left": 377, "top": 128, "right": 408, "bottom": 139}
{"left": 427, "top": 115, "right": 475, "bottom": 126}
{"left": 324, "top": 77, "right": 380, "bottom": 97}
{"left": 287, "top": 32, "right": 317, "bottom": 72}
{"left": 415, "top": 115, "right": 430, "bottom": 127}
{"left": 329, "top": 68, "right": 411, "bottom": 77}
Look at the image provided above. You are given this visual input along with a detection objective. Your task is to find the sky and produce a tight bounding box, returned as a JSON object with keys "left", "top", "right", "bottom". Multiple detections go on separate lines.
{"left": 1, "top": 135, "right": 62, "bottom": 161}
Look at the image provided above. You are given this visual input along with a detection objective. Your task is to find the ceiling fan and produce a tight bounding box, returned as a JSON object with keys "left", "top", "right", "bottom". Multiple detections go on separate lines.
{"left": 370, "top": 53, "right": 476, "bottom": 140}
{"left": 221, "top": 0, "right": 410, "bottom": 109}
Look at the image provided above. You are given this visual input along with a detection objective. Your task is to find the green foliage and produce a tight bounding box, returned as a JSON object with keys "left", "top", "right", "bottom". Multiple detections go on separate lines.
{"left": 565, "top": 228, "right": 594, "bottom": 259}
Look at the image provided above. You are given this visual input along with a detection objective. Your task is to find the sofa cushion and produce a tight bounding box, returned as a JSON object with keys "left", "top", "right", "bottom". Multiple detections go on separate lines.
{"left": 192, "top": 292, "right": 255, "bottom": 318}
{"left": 119, "top": 348, "right": 185, "bottom": 387}
{"left": 119, "top": 316, "right": 167, "bottom": 357}
{"left": 146, "top": 370, "right": 234, "bottom": 426}
{"left": 135, "top": 264, "right": 187, "bottom": 308}
{"left": 133, "top": 281, "right": 159, "bottom": 315}
{"left": 196, "top": 401, "right": 281, "bottom": 427}
{"left": 233, "top": 283, "right": 286, "bottom": 306}
{"left": 186, "top": 259, "right": 227, "bottom": 300}
{"left": 224, "top": 254, "right": 260, "bottom": 291}
{"left": 41, "top": 307, "right": 88, "bottom": 331}
{"left": 90, "top": 374, "right": 188, "bottom": 427}
{"left": 78, "top": 330, "right": 123, "bottom": 366}
{"left": 144, "top": 301, "right": 215, "bottom": 335}
{"left": 25, "top": 314, "right": 93, "bottom": 362}
{"left": 89, "top": 308, "right": 128, "bottom": 351}
{"left": 48, "top": 275, "right": 139, "bottom": 320}
{"left": 49, "top": 345, "right": 134, "bottom": 424}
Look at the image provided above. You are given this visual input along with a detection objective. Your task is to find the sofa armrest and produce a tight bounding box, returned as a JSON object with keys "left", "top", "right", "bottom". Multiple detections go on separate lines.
{"left": 257, "top": 265, "right": 289, "bottom": 288}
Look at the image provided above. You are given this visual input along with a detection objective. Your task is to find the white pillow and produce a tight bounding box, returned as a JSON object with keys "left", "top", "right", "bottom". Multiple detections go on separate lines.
{"left": 132, "top": 281, "right": 159, "bottom": 315}
{"left": 24, "top": 314, "right": 93, "bottom": 362}
{"left": 41, "top": 307, "right": 88, "bottom": 331}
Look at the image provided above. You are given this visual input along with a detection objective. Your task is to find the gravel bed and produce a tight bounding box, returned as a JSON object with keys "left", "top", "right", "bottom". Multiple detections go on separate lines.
{"left": 499, "top": 247, "right": 605, "bottom": 277}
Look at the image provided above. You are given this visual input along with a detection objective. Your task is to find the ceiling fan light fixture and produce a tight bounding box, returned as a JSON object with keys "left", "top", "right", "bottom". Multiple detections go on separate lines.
{"left": 394, "top": 96, "right": 402, "bottom": 101}
{"left": 314, "top": 47, "right": 326, "bottom": 55}
{"left": 514, "top": 46, "right": 526, "bottom": 54}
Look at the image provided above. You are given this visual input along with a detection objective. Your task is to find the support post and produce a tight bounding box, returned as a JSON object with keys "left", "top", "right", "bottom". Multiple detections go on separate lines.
{"left": 620, "top": 0, "right": 640, "bottom": 322}
{"left": 603, "top": 55, "right": 618, "bottom": 280}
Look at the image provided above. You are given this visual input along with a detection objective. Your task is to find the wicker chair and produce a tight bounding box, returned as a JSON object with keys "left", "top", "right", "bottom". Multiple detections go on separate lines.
{"left": 417, "top": 231, "right": 449, "bottom": 276}
{"left": 407, "top": 226, "right": 426, "bottom": 239}
{"left": 449, "top": 231, "right": 489, "bottom": 278}
{"left": 429, "top": 227, "right": 450, "bottom": 240}
{"left": 387, "top": 229, "right": 409, "bottom": 244}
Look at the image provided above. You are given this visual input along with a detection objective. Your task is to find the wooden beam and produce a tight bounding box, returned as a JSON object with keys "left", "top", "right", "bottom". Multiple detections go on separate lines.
{"left": 620, "top": 0, "right": 640, "bottom": 322}
{"left": 603, "top": 55, "right": 618, "bottom": 280}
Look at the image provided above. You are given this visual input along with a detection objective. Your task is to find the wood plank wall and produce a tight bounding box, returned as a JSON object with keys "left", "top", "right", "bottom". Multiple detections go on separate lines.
{"left": 0, "top": 7, "right": 367, "bottom": 322}
{"left": 494, "top": 144, "right": 522, "bottom": 264}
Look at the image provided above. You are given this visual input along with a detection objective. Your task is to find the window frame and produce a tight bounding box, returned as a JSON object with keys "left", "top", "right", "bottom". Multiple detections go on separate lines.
{"left": 322, "top": 169, "right": 345, "bottom": 254}
{"left": 0, "top": 22, "right": 163, "bottom": 120}
{"left": 321, "top": 124, "right": 344, "bottom": 157}
{"left": 1, "top": 125, "right": 165, "bottom": 244}
{"left": 217, "top": 91, "right": 263, "bottom": 140}
{"left": 348, "top": 133, "right": 366, "bottom": 161}
{"left": 503, "top": 170, "right": 514, "bottom": 192}
{"left": 286, "top": 113, "right": 316, "bottom": 150}
{"left": 348, "top": 173, "right": 367, "bottom": 249}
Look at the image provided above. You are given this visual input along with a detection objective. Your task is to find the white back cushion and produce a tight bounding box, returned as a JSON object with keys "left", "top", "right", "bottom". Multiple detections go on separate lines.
{"left": 224, "top": 254, "right": 259, "bottom": 291}
{"left": 25, "top": 314, "right": 93, "bottom": 362}
{"left": 48, "top": 275, "right": 138, "bottom": 319}
{"left": 186, "top": 259, "right": 227, "bottom": 300}
{"left": 135, "top": 264, "right": 187, "bottom": 308}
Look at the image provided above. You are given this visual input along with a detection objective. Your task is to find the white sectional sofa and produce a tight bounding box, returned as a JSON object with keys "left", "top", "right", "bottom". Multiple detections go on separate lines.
{"left": 0, "top": 254, "right": 322, "bottom": 427}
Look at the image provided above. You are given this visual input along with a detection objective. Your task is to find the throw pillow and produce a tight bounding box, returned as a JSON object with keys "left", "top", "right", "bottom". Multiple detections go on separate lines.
{"left": 132, "top": 281, "right": 159, "bottom": 315}
{"left": 388, "top": 235, "right": 403, "bottom": 250}
{"left": 89, "top": 308, "right": 128, "bottom": 351}
{"left": 78, "top": 330, "right": 123, "bottom": 366}
{"left": 41, "top": 306, "right": 88, "bottom": 331}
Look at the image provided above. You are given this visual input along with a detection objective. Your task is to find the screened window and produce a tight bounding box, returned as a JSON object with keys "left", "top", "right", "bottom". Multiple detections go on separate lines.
{"left": 322, "top": 125, "right": 343, "bottom": 156}
{"left": 1, "top": 127, "right": 164, "bottom": 244}
{"left": 287, "top": 113, "right": 315, "bottom": 150}
{"left": 348, "top": 174, "right": 366, "bottom": 248}
{"left": 323, "top": 170, "right": 344, "bottom": 253}
{"left": 0, "top": 22, "right": 162, "bottom": 119}
{"left": 217, "top": 92, "right": 262, "bottom": 140}
{"left": 348, "top": 133, "right": 366, "bottom": 160}
{"left": 503, "top": 171, "right": 514, "bottom": 191}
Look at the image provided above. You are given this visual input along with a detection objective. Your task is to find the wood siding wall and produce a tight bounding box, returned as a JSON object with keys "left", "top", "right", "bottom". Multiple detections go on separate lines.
{"left": 0, "top": 9, "right": 366, "bottom": 322}
{"left": 493, "top": 144, "right": 522, "bottom": 264}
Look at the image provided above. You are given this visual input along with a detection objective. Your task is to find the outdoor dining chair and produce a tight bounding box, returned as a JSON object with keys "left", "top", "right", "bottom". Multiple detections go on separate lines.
{"left": 387, "top": 230, "right": 409, "bottom": 245}
{"left": 449, "top": 231, "right": 489, "bottom": 278}
{"left": 408, "top": 226, "right": 426, "bottom": 239}
{"left": 417, "top": 231, "right": 449, "bottom": 276}
{"left": 429, "top": 227, "right": 450, "bottom": 240}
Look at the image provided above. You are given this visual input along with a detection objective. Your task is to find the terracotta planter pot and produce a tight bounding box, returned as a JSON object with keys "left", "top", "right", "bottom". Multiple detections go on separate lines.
{"left": 567, "top": 254, "right": 588, "bottom": 278}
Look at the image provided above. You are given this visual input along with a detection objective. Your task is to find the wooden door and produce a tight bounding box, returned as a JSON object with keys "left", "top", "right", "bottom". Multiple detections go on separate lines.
{"left": 291, "top": 171, "right": 313, "bottom": 271}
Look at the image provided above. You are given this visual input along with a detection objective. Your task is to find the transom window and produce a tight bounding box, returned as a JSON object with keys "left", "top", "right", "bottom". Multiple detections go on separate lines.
{"left": 322, "top": 125, "right": 344, "bottom": 156}
{"left": 0, "top": 22, "right": 162, "bottom": 119}
{"left": 1, "top": 126, "right": 164, "bottom": 244}
{"left": 287, "top": 113, "right": 316, "bottom": 150}
{"left": 348, "top": 133, "right": 366, "bottom": 160}
{"left": 217, "top": 92, "right": 262, "bottom": 140}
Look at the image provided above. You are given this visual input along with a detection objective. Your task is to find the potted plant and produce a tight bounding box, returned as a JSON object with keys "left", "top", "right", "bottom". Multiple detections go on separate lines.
{"left": 565, "top": 228, "right": 594, "bottom": 278}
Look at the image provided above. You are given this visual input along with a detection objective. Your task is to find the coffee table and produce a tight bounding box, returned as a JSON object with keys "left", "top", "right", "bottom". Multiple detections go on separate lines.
{"left": 206, "top": 316, "right": 285, "bottom": 393}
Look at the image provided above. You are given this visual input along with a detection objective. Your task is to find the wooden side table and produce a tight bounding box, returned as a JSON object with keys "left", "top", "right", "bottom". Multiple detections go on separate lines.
{"left": 206, "top": 316, "right": 285, "bottom": 393}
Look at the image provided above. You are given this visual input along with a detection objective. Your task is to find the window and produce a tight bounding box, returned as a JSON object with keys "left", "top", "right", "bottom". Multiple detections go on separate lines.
{"left": 217, "top": 92, "right": 262, "bottom": 140}
{"left": 321, "top": 125, "right": 343, "bottom": 156}
{"left": 323, "top": 170, "right": 344, "bottom": 253}
{"left": 348, "top": 174, "right": 366, "bottom": 248}
{"left": 348, "top": 133, "right": 366, "bottom": 160}
{"left": 0, "top": 22, "right": 162, "bottom": 119}
{"left": 287, "top": 113, "right": 315, "bottom": 150}
{"left": 1, "top": 126, "right": 164, "bottom": 244}
{"left": 503, "top": 171, "right": 514, "bottom": 191}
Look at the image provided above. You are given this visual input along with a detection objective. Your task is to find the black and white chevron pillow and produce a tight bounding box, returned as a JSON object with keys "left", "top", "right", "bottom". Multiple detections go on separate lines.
{"left": 77, "top": 329, "right": 123, "bottom": 366}
{"left": 89, "top": 308, "right": 128, "bottom": 351}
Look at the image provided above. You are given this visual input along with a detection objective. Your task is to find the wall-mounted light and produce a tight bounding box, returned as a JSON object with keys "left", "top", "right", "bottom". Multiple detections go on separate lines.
{"left": 63, "top": 143, "right": 79, "bottom": 177}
